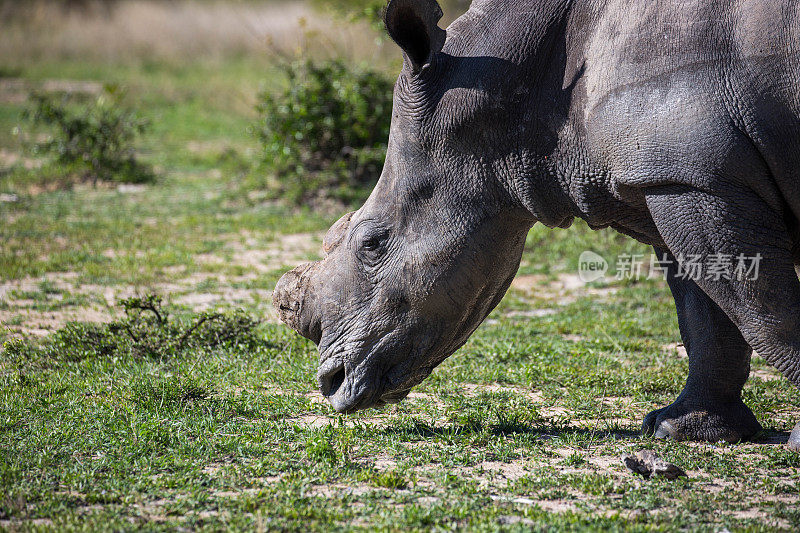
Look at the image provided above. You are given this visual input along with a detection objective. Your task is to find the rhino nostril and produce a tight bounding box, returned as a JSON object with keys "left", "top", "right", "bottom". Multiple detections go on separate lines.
{"left": 329, "top": 367, "right": 345, "bottom": 396}
{"left": 322, "top": 366, "right": 346, "bottom": 397}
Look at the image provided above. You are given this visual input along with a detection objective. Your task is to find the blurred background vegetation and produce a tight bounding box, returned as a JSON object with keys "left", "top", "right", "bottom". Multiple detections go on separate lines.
{"left": 0, "top": 0, "right": 468, "bottom": 206}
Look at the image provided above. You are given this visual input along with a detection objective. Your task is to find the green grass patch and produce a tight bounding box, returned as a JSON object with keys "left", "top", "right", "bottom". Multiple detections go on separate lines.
{"left": 3, "top": 287, "right": 800, "bottom": 530}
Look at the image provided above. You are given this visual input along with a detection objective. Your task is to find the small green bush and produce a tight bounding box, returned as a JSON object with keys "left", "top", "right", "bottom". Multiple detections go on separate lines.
{"left": 305, "top": 426, "right": 339, "bottom": 464}
{"left": 22, "top": 84, "right": 154, "bottom": 184}
{"left": 130, "top": 377, "right": 211, "bottom": 412}
{"left": 370, "top": 469, "right": 408, "bottom": 489}
{"left": 2, "top": 294, "right": 262, "bottom": 364}
{"left": 252, "top": 59, "right": 393, "bottom": 205}
{"left": 113, "top": 295, "right": 262, "bottom": 359}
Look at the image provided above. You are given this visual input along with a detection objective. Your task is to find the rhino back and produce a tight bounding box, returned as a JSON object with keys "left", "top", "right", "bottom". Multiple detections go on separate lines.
{"left": 570, "top": 0, "right": 800, "bottom": 218}
{"left": 580, "top": 0, "right": 800, "bottom": 107}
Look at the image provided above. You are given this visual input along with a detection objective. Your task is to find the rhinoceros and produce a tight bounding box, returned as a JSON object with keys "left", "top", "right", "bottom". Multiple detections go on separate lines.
{"left": 273, "top": 0, "right": 800, "bottom": 448}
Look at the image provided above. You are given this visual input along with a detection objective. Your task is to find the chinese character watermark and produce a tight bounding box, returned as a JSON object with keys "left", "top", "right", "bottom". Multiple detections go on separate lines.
{"left": 578, "top": 251, "right": 762, "bottom": 282}
{"left": 615, "top": 254, "right": 644, "bottom": 281}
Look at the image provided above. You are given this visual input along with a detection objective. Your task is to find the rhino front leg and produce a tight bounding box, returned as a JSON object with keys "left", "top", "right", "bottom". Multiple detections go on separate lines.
{"left": 643, "top": 247, "right": 762, "bottom": 443}
{"left": 646, "top": 184, "right": 800, "bottom": 448}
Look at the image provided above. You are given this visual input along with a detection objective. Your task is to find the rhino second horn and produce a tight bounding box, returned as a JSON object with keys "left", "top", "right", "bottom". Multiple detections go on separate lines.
{"left": 323, "top": 211, "right": 355, "bottom": 254}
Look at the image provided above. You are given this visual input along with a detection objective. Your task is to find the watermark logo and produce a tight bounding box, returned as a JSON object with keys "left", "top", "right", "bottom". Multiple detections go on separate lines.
{"left": 577, "top": 251, "right": 762, "bottom": 282}
{"left": 578, "top": 251, "right": 608, "bottom": 282}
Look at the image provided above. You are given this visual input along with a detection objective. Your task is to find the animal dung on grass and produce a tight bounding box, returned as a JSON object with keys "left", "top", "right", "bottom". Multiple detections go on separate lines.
{"left": 622, "top": 450, "right": 687, "bottom": 480}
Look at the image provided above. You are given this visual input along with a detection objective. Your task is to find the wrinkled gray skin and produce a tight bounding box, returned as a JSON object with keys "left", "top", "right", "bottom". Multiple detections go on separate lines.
{"left": 274, "top": 0, "right": 800, "bottom": 448}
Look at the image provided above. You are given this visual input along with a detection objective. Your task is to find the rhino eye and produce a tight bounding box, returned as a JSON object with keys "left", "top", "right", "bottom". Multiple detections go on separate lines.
{"left": 363, "top": 236, "right": 382, "bottom": 251}
{"left": 357, "top": 228, "right": 389, "bottom": 264}
{"left": 413, "top": 183, "right": 435, "bottom": 201}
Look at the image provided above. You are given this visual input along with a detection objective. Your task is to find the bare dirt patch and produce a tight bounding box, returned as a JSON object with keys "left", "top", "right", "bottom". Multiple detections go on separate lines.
{"left": 750, "top": 366, "right": 783, "bottom": 381}
{"left": 503, "top": 309, "right": 559, "bottom": 319}
{"left": 661, "top": 342, "right": 687, "bottom": 358}
{"left": 0, "top": 518, "right": 55, "bottom": 528}
{"left": 306, "top": 483, "right": 376, "bottom": 498}
{"left": 475, "top": 461, "right": 530, "bottom": 483}
{"left": 227, "top": 232, "right": 321, "bottom": 274}
{"left": 284, "top": 411, "right": 393, "bottom": 429}
{"left": 0, "top": 148, "right": 41, "bottom": 170}
{"left": 1, "top": 307, "right": 111, "bottom": 338}
{"left": 0, "top": 232, "right": 322, "bottom": 336}
{"left": 0, "top": 77, "right": 103, "bottom": 107}
{"left": 510, "top": 273, "right": 618, "bottom": 309}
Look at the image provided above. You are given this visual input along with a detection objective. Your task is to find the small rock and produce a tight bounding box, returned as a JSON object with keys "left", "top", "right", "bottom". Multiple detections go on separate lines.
{"left": 0, "top": 193, "right": 19, "bottom": 202}
{"left": 622, "top": 450, "right": 686, "bottom": 480}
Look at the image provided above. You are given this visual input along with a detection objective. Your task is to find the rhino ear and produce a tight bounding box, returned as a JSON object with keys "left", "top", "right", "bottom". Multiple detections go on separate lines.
{"left": 384, "top": 0, "right": 446, "bottom": 73}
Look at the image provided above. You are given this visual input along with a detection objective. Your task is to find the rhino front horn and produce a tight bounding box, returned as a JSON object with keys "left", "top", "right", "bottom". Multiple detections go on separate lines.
{"left": 273, "top": 262, "right": 321, "bottom": 344}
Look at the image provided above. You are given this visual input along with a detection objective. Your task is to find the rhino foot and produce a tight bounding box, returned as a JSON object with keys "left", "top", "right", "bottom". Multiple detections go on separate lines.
{"left": 642, "top": 399, "right": 762, "bottom": 444}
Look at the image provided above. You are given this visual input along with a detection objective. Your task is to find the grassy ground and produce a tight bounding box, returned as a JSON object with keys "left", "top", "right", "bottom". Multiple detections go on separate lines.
{"left": 2, "top": 3, "right": 800, "bottom": 531}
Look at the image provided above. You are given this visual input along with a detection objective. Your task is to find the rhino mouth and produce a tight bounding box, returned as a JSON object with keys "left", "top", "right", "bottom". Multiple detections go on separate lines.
{"left": 315, "top": 351, "right": 383, "bottom": 413}
{"left": 316, "top": 337, "right": 420, "bottom": 413}
{"left": 317, "top": 363, "right": 389, "bottom": 413}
